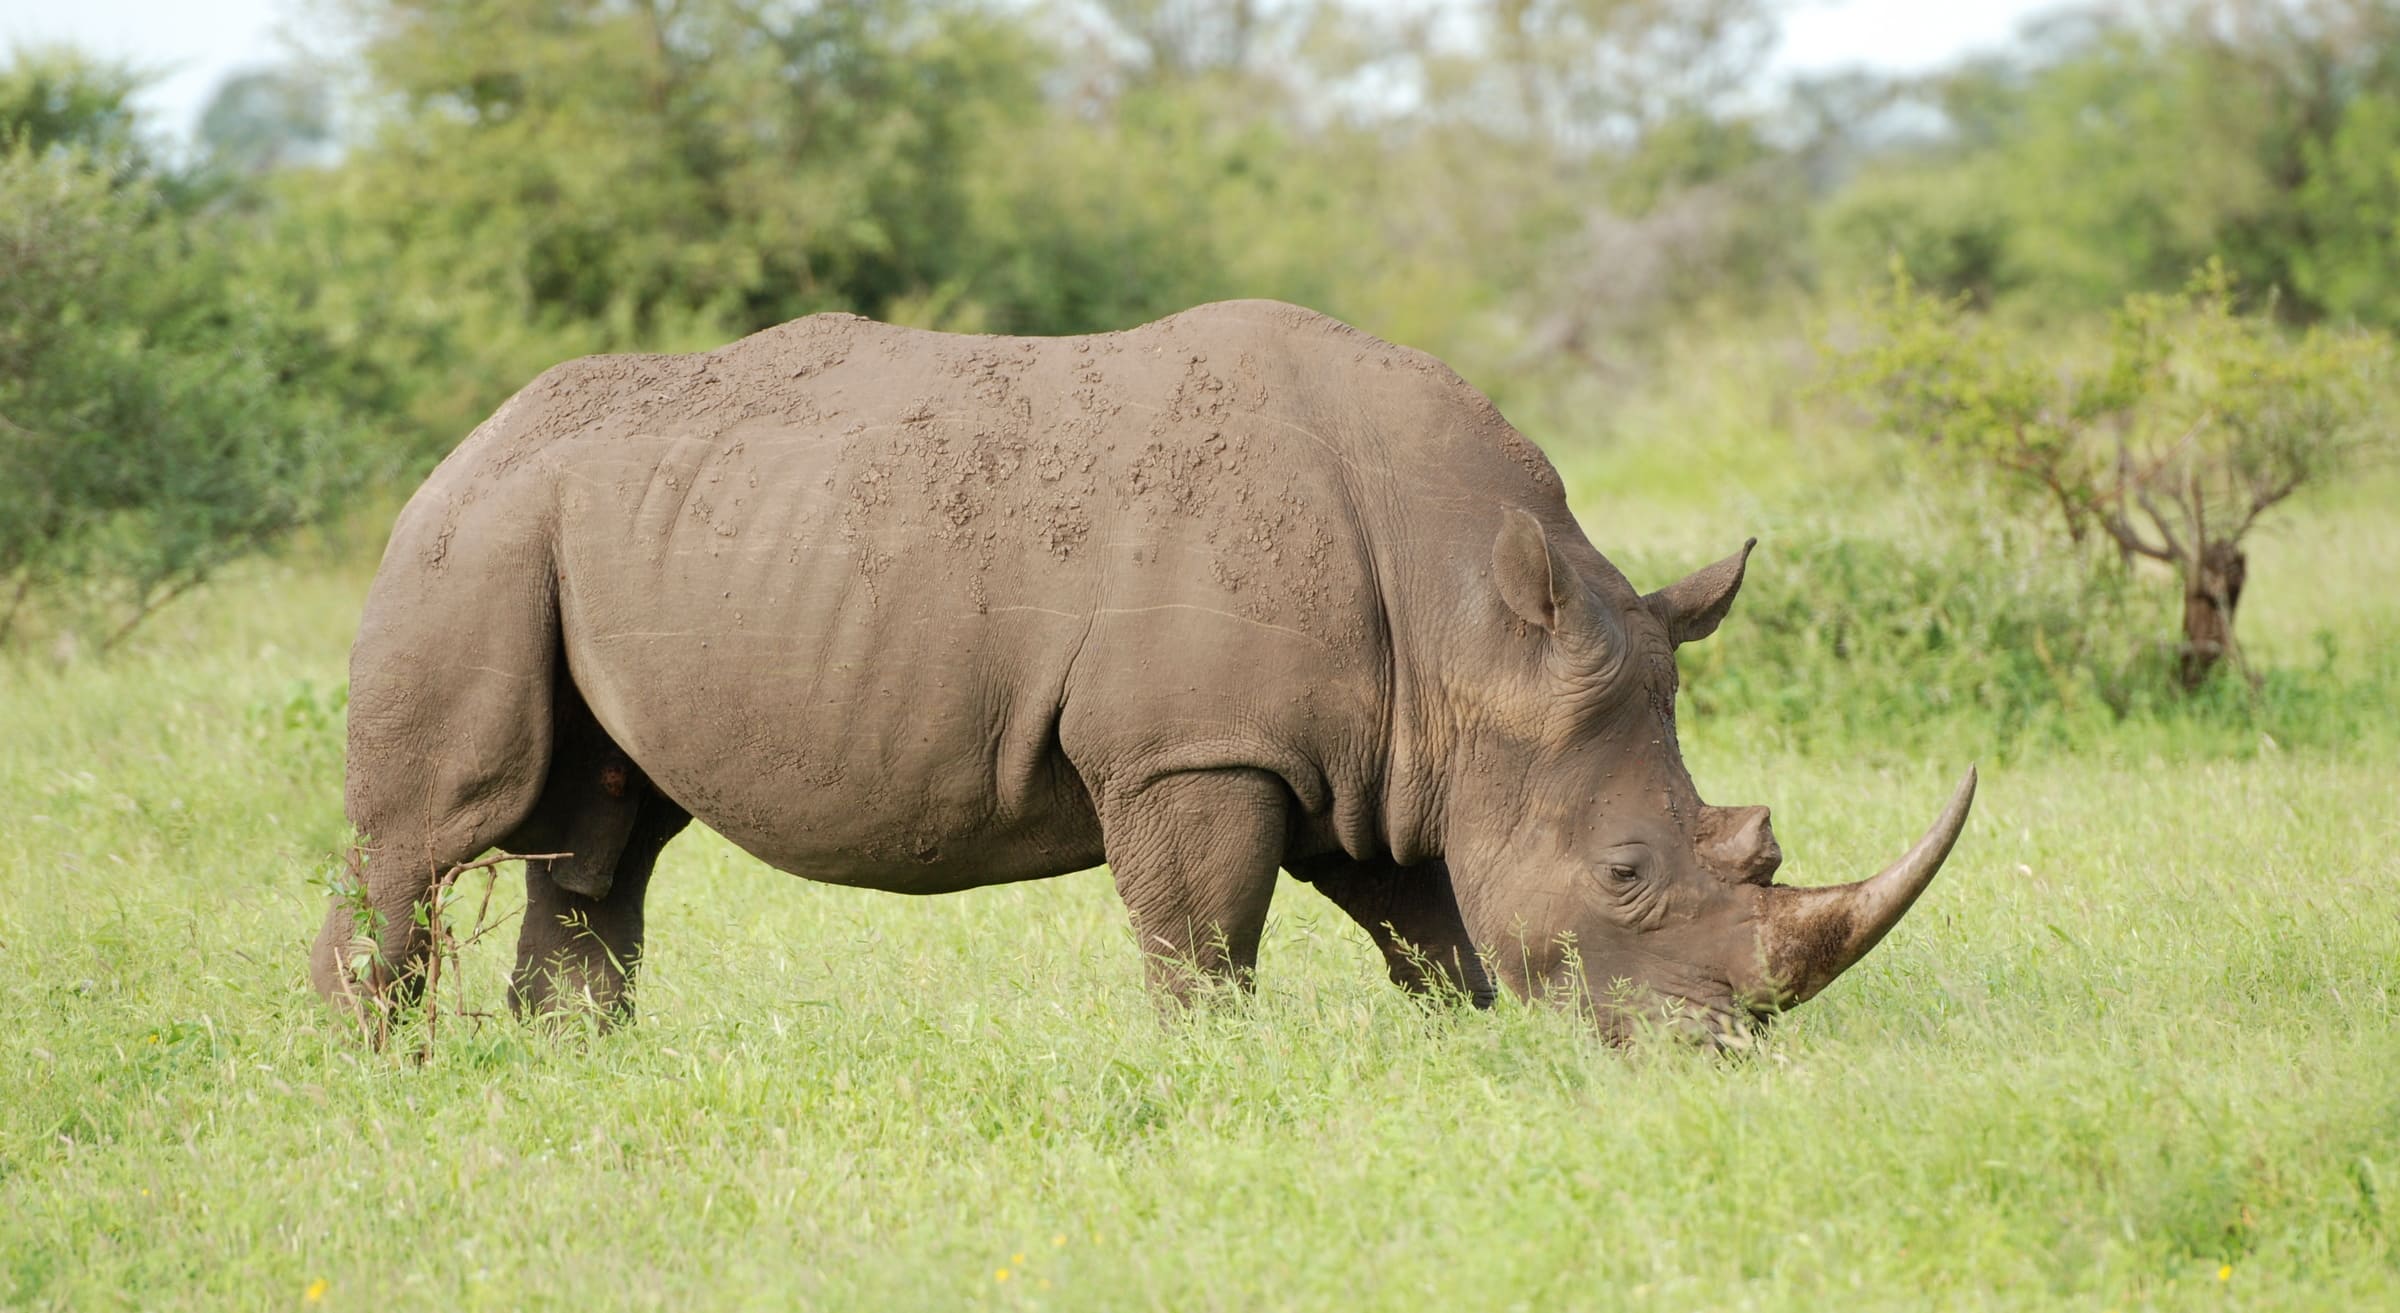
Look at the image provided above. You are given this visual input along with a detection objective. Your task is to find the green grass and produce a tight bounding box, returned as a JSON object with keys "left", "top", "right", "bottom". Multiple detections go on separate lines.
{"left": 4, "top": 460, "right": 2397, "bottom": 1309}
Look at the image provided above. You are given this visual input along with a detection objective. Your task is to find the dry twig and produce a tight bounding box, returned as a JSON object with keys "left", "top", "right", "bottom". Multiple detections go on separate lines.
{"left": 411, "top": 849, "right": 569, "bottom": 1061}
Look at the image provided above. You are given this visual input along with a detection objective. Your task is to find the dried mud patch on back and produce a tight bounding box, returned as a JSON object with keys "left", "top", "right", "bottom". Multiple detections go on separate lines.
{"left": 1203, "top": 484, "right": 1341, "bottom": 625}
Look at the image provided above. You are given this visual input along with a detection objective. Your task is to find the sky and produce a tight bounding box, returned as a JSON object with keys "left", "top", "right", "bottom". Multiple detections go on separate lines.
{"left": 1774, "top": 0, "right": 2076, "bottom": 74}
{"left": 0, "top": 0, "right": 320, "bottom": 139}
{"left": 0, "top": 0, "right": 2078, "bottom": 142}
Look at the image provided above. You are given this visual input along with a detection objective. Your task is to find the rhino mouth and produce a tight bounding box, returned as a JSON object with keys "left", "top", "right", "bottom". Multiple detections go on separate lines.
{"left": 1661, "top": 996, "right": 1780, "bottom": 1053}
{"left": 1589, "top": 985, "right": 1776, "bottom": 1052}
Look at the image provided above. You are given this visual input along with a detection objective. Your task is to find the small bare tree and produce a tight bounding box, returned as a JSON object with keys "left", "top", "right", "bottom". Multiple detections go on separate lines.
{"left": 1843, "top": 260, "right": 2388, "bottom": 688}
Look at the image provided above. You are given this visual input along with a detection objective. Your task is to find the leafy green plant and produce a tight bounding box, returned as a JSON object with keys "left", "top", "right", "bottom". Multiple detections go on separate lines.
{"left": 0, "top": 55, "right": 374, "bottom": 650}
{"left": 1657, "top": 509, "right": 2400, "bottom": 763}
{"left": 1836, "top": 260, "right": 2389, "bottom": 688}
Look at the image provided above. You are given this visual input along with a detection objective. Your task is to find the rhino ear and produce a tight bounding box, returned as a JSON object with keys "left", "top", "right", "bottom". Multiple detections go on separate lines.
{"left": 1493, "top": 509, "right": 1572, "bottom": 631}
{"left": 1645, "top": 538, "right": 1756, "bottom": 646}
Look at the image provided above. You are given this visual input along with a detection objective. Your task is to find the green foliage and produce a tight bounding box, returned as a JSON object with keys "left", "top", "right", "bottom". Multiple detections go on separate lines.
{"left": 2293, "top": 86, "right": 2400, "bottom": 325}
{"left": 0, "top": 136, "right": 374, "bottom": 647}
{"left": 2106, "top": 268, "right": 2392, "bottom": 519}
{"left": 937, "top": 81, "right": 1393, "bottom": 337}
{"left": 1671, "top": 517, "right": 2146, "bottom": 754}
{"left": 1813, "top": 161, "right": 2015, "bottom": 306}
{"left": 1663, "top": 509, "right": 2400, "bottom": 760}
{"left": 237, "top": 0, "right": 1821, "bottom": 459}
{"left": 1814, "top": 3, "right": 2400, "bottom": 327}
{"left": 1856, "top": 259, "right": 2387, "bottom": 534}
{"left": 1973, "top": 28, "right": 2293, "bottom": 311}
{"left": 0, "top": 46, "right": 149, "bottom": 162}
{"left": 280, "top": 0, "right": 1054, "bottom": 453}
{"left": 1831, "top": 260, "right": 2387, "bottom": 685}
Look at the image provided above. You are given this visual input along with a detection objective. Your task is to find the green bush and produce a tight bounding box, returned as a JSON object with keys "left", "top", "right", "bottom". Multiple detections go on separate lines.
{"left": 1656, "top": 509, "right": 2396, "bottom": 761}
{"left": 1802, "top": 7, "right": 2400, "bottom": 330}
{"left": 1828, "top": 262, "right": 2389, "bottom": 690}
{"left": 1813, "top": 162, "right": 2016, "bottom": 307}
{"left": 0, "top": 142, "right": 372, "bottom": 648}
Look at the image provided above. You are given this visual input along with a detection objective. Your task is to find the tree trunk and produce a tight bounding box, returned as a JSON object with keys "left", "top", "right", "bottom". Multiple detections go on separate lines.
{"left": 2177, "top": 540, "right": 2247, "bottom": 690}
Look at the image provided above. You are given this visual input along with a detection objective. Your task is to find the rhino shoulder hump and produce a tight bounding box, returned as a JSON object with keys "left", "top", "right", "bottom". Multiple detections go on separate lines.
{"left": 1157, "top": 298, "right": 1364, "bottom": 342}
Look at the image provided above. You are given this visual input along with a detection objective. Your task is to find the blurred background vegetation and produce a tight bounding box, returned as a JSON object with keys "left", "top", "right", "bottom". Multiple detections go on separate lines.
{"left": 2, "top": 0, "right": 2395, "bottom": 754}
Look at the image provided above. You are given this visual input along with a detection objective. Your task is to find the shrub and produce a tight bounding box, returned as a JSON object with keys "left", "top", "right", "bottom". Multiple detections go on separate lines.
{"left": 0, "top": 143, "right": 371, "bottom": 648}
{"left": 1831, "top": 261, "right": 2389, "bottom": 689}
{"left": 1656, "top": 508, "right": 2397, "bottom": 761}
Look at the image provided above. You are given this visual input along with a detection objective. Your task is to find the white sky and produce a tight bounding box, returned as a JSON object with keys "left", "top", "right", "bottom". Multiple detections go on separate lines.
{"left": 0, "top": 0, "right": 2078, "bottom": 142}
{"left": 1775, "top": 0, "right": 2077, "bottom": 74}
{"left": 1, "top": 0, "right": 306, "bottom": 138}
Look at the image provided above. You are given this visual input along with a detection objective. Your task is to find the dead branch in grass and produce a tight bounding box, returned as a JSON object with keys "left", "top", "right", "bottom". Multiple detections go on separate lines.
{"left": 402, "top": 849, "right": 570, "bottom": 1062}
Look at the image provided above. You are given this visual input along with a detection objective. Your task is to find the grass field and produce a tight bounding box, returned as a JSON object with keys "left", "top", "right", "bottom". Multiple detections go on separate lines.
{"left": 3, "top": 430, "right": 2397, "bottom": 1310}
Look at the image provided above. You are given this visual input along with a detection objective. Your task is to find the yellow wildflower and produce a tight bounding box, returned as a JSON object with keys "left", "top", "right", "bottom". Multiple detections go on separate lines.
{"left": 304, "top": 1278, "right": 328, "bottom": 1302}
{"left": 995, "top": 1269, "right": 1010, "bottom": 1283}
{"left": 2218, "top": 1264, "right": 2233, "bottom": 1282}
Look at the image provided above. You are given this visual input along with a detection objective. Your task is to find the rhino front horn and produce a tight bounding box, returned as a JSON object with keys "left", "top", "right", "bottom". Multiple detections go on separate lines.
{"left": 1760, "top": 766, "right": 1978, "bottom": 1006}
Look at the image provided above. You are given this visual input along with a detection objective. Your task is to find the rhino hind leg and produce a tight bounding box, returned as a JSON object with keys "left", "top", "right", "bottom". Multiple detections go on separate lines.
{"left": 493, "top": 675, "right": 692, "bottom": 1024}
{"left": 314, "top": 510, "right": 562, "bottom": 1035}
{"left": 1287, "top": 856, "right": 1495, "bottom": 1008}
{"left": 507, "top": 782, "right": 691, "bottom": 1025}
{"left": 1098, "top": 768, "right": 1289, "bottom": 1006}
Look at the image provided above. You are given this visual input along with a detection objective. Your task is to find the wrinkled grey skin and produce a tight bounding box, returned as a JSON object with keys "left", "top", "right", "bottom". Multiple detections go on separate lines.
{"left": 312, "top": 300, "right": 1972, "bottom": 1042}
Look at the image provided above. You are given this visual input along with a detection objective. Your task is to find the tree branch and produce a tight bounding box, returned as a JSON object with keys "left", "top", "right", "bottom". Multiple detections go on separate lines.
{"left": 2100, "top": 505, "right": 2178, "bottom": 562}
{"left": 2134, "top": 483, "right": 2188, "bottom": 562}
{"left": 2228, "top": 468, "right": 2304, "bottom": 541}
{"left": 97, "top": 573, "right": 205, "bottom": 653}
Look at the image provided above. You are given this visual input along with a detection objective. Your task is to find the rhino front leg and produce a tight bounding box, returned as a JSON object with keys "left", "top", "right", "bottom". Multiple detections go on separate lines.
{"left": 1098, "top": 769, "right": 1289, "bottom": 1006}
{"left": 1288, "top": 855, "right": 1496, "bottom": 1007}
{"left": 508, "top": 790, "right": 691, "bottom": 1025}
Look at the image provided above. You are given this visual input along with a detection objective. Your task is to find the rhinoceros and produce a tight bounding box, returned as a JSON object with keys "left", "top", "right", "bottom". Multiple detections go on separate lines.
{"left": 311, "top": 299, "right": 1973, "bottom": 1043}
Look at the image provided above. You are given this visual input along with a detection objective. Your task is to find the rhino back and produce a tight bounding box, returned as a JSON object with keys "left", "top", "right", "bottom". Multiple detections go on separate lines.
{"left": 423, "top": 303, "right": 1454, "bottom": 888}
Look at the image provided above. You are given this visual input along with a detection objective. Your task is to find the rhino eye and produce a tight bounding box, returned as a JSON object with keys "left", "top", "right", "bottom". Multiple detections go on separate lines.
{"left": 1594, "top": 845, "right": 1651, "bottom": 894}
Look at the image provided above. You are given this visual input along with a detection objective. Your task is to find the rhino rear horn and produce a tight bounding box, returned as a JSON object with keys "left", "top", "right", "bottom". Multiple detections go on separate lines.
{"left": 1645, "top": 538, "right": 1755, "bottom": 646}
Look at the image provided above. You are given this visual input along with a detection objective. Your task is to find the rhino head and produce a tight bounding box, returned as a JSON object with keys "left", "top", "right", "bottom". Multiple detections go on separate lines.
{"left": 1428, "top": 511, "right": 1975, "bottom": 1044}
